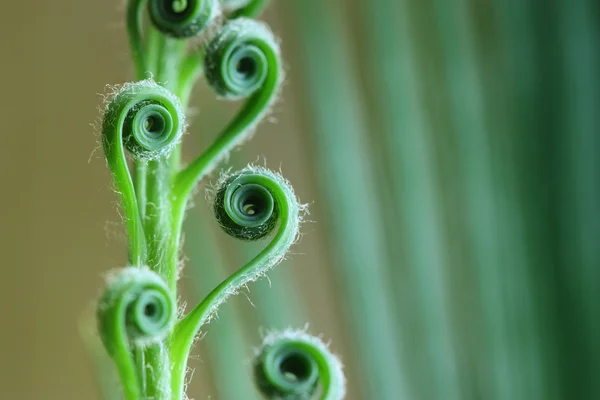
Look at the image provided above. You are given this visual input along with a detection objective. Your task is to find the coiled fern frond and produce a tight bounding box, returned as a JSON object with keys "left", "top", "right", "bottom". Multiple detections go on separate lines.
{"left": 254, "top": 329, "right": 346, "bottom": 400}
{"left": 88, "top": 1, "right": 345, "bottom": 399}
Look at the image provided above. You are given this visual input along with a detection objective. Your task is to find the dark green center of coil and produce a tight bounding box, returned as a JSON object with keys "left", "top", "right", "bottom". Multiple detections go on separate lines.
{"left": 255, "top": 341, "right": 320, "bottom": 397}
{"left": 127, "top": 288, "right": 172, "bottom": 339}
{"left": 142, "top": 114, "right": 166, "bottom": 138}
{"left": 279, "top": 351, "right": 314, "bottom": 383}
{"left": 213, "top": 173, "right": 279, "bottom": 241}
{"left": 235, "top": 55, "right": 257, "bottom": 80}
{"left": 149, "top": 0, "right": 214, "bottom": 38}
{"left": 230, "top": 183, "right": 274, "bottom": 227}
{"left": 204, "top": 19, "right": 278, "bottom": 99}
{"left": 224, "top": 45, "right": 268, "bottom": 96}
{"left": 153, "top": 0, "right": 193, "bottom": 22}
{"left": 126, "top": 101, "right": 175, "bottom": 154}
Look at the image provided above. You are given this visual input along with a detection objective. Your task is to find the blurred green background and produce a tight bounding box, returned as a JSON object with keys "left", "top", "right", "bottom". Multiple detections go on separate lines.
{"left": 1, "top": 0, "right": 599, "bottom": 399}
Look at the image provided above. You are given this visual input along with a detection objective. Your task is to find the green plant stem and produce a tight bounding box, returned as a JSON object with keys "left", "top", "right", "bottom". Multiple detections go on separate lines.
{"left": 145, "top": 24, "right": 162, "bottom": 77}
{"left": 134, "top": 162, "right": 148, "bottom": 222}
{"left": 102, "top": 101, "right": 147, "bottom": 266}
{"left": 176, "top": 50, "right": 204, "bottom": 105}
{"left": 144, "top": 158, "right": 170, "bottom": 272}
{"left": 127, "top": 11, "right": 189, "bottom": 398}
{"left": 127, "top": 0, "right": 149, "bottom": 79}
{"left": 167, "top": 55, "right": 280, "bottom": 296}
{"left": 172, "top": 56, "right": 280, "bottom": 202}
{"left": 150, "top": 36, "right": 188, "bottom": 294}
{"left": 169, "top": 171, "right": 298, "bottom": 399}
{"left": 110, "top": 333, "right": 142, "bottom": 400}
{"left": 130, "top": 2, "right": 155, "bottom": 232}
{"left": 141, "top": 32, "right": 187, "bottom": 286}
{"left": 184, "top": 207, "right": 258, "bottom": 400}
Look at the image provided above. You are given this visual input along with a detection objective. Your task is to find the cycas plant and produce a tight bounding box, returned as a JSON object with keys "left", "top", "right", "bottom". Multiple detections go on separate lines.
{"left": 90, "top": 1, "right": 345, "bottom": 399}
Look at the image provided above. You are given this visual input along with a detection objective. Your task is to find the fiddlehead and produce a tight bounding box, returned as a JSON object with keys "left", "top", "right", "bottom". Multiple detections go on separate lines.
{"left": 97, "top": 267, "right": 176, "bottom": 400}
{"left": 102, "top": 80, "right": 185, "bottom": 265}
{"left": 213, "top": 172, "right": 278, "bottom": 240}
{"left": 148, "top": 0, "right": 219, "bottom": 38}
{"left": 253, "top": 329, "right": 346, "bottom": 400}
{"left": 169, "top": 166, "right": 303, "bottom": 399}
{"left": 173, "top": 18, "right": 282, "bottom": 204}
{"left": 91, "top": 0, "right": 346, "bottom": 398}
{"left": 127, "top": 0, "right": 218, "bottom": 80}
{"left": 204, "top": 18, "right": 274, "bottom": 99}
{"left": 104, "top": 80, "right": 184, "bottom": 160}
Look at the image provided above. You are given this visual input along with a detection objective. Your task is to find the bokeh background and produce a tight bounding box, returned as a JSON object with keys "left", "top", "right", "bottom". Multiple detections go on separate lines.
{"left": 1, "top": 0, "right": 599, "bottom": 399}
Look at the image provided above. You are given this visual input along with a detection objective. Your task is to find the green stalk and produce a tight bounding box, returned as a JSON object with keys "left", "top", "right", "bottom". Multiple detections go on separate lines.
{"left": 286, "top": 1, "right": 409, "bottom": 398}
{"left": 169, "top": 19, "right": 282, "bottom": 298}
{"left": 136, "top": 23, "right": 188, "bottom": 400}
{"left": 231, "top": 0, "right": 269, "bottom": 19}
{"left": 170, "top": 168, "right": 301, "bottom": 398}
{"left": 98, "top": 3, "right": 310, "bottom": 400}
{"left": 230, "top": 152, "right": 307, "bottom": 329}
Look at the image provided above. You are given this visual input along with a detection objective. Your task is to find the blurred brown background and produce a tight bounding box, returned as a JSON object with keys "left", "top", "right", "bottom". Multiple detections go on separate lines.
{"left": 0, "top": 1, "right": 344, "bottom": 399}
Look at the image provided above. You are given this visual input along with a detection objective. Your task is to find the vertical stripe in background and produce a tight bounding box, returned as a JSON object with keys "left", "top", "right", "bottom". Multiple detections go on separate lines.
{"left": 285, "top": 1, "right": 409, "bottom": 399}
{"left": 281, "top": 1, "right": 599, "bottom": 400}
{"left": 430, "top": 1, "right": 538, "bottom": 399}
{"left": 177, "top": 1, "right": 600, "bottom": 399}
{"left": 354, "top": 0, "right": 460, "bottom": 399}
{"left": 558, "top": 0, "right": 600, "bottom": 397}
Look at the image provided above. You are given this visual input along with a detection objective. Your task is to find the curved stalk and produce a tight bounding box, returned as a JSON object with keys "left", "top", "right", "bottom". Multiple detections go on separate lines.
{"left": 169, "top": 167, "right": 301, "bottom": 399}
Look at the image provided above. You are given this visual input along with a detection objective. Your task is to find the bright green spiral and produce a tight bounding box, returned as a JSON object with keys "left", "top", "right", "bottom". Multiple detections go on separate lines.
{"left": 101, "top": 81, "right": 184, "bottom": 265}
{"left": 254, "top": 330, "right": 347, "bottom": 400}
{"left": 103, "top": 80, "right": 184, "bottom": 160}
{"left": 213, "top": 172, "right": 278, "bottom": 240}
{"left": 148, "top": 0, "right": 218, "bottom": 38}
{"left": 204, "top": 18, "right": 280, "bottom": 100}
{"left": 97, "top": 267, "right": 175, "bottom": 352}
{"left": 97, "top": 267, "right": 176, "bottom": 400}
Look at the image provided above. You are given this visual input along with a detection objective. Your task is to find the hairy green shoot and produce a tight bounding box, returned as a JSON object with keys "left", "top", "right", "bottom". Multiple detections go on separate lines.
{"left": 90, "top": 1, "right": 345, "bottom": 399}
{"left": 254, "top": 328, "right": 346, "bottom": 400}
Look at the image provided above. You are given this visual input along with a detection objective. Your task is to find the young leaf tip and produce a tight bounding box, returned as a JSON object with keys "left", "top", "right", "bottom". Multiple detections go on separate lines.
{"left": 254, "top": 327, "right": 347, "bottom": 400}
